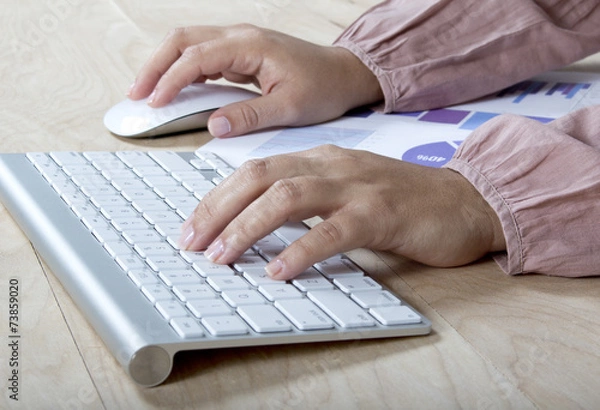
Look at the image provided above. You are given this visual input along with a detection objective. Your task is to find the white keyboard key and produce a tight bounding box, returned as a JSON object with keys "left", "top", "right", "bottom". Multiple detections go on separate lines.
{"left": 128, "top": 269, "right": 160, "bottom": 287}
{"left": 170, "top": 317, "right": 205, "bottom": 339}
{"left": 155, "top": 299, "right": 189, "bottom": 320}
{"left": 201, "top": 315, "right": 248, "bottom": 336}
{"left": 158, "top": 270, "right": 203, "bottom": 287}
{"left": 369, "top": 305, "right": 422, "bottom": 326}
{"left": 258, "top": 283, "right": 303, "bottom": 301}
{"left": 154, "top": 222, "right": 182, "bottom": 239}
{"left": 111, "top": 217, "right": 150, "bottom": 232}
{"left": 104, "top": 240, "right": 135, "bottom": 257}
{"left": 221, "top": 289, "right": 266, "bottom": 307}
{"left": 350, "top": 290, "right": 402, "bottom": 309}
{"left": 233, "top": 254, "right": 267, "bottom": 271}
{"left": 143, "top": 175, "right": 179, "bottom": 189}
{"left": 71, "top": 203, "right": 98, "bottom": 219}
{"left": 179, "top": 250, "right": 206, "bottom": 264}
{"left": 131, "top": 199, "right": 172, "bottom": 213}
{"left": 307, "top": 290, "right": 375, "bottom": 328}
{"left": 157, "top": 186, "right": 193, "bottom": 199}
{"left": 254, "top": 234, "right": 286, "bottom": 260}
{"left": 238, "top": 305, "right": 293, "bottom": 333}
{"left": 192, "top": 261, "right": 235, "bottom": 277}
{"left": 315, "top": 258, "right": 364, "bottom": 279}
{"left": 172, "top": 283, "right": 216, "bottom": 302}
{"left": 116, "top": 151, "right": 157, "bottom": 168}
{"left": 274, "top": 299, "right": 334, "bottom": 330}
{"left": 187, "top": 299, "right": 232, "bottom": 318}
{"left": 242, "top": 268, "right": 281, "bottom": 286}
{"left": 92, "top": 227, "right": 122, "bottom": 244}
{"left": 122, "top": 229, "right": 163, "bottom": 245}
{"left": 207, "top": 276, "right": 250, "bottom": 292}
{"left": 122, "top": 188, "right": 160, "bottom": 203}
{"left": 147, "top": 255, "right": 189, "bottom": 272}
{"left": 143, "top": 210, "right": 182, "bottom": 225}
{"left": 181, "top": 179, "right": 215, "bottom": 193}
{"left": 135, "top": 242, "right": 175, "bottom": 257}
{"left": 81, "top": 214, "right": 110, "bottom": 231}
{"left": 292, "top": 269, "right": 334, "bottom": 292}
{"left": 133, "top": 166, "right": 169, "bottom": 179}
{"left": 333, "top": 276, "right": 382, "bottom": 294}
{"left": 148, "top": 151, "right": 195, "bottom": 173}
{"left": 141, "top": 283, "right": 173, "bottom": 303}
{"left": 273, "top": 222, "right": 308, "bottom": 245}
{"left": 50, "top": 151, "right": 88, "bottom": 166}
{"left": 61, "top": 192, "right": 89, "bottom": 208}
{"left": 190, "top": 158, "right": 215, "bottom": 171}
{"left": 101, "top": 205, "right": 138, "bottom": 220}
{"left": 116, "top": 253, "right": 148, "bottom": 272}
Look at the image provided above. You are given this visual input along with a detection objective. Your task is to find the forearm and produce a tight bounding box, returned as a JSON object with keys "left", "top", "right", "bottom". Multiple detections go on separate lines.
{"left": 334, "top": 0, "right": 600, "bottom": 112}
{"left": 445, "top": 106, "right": 600, "bottom": 277}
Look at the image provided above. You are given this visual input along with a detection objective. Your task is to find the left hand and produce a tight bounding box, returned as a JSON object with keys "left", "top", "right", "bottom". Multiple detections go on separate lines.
{"left": 179, "top": 145, "right": 506, "bottom": 280}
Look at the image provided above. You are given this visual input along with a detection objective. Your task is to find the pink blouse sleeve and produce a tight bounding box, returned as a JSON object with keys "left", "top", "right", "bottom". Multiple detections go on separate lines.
{"left": 334, "top": 0, "right": 600, "bottom": 112}
{"left": 444, "top": 106, "right": 600, "bottom": 277}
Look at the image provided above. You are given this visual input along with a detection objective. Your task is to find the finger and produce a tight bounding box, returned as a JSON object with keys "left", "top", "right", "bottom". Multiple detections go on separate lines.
{"left": 128, "top": 26, "right": 223, "bottom": 100}
{"left": 147, "top": 35, "right": 261, "bottom": 107}
{"left": 265, "top": 214, "right": 367, "bottom": 281}
{"left": 206, "top": 91, "right": 292, "bottom": 138}
{"left": 179, "top": 155, "right": 317, "bottom": 250}
{"left": 203, "top": 174, "right": 342, "bottom": 265}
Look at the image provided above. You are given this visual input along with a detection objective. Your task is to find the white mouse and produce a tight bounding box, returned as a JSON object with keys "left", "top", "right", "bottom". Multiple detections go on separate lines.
{"left": 103, "top": 83, "right": 259, "bottom": 138}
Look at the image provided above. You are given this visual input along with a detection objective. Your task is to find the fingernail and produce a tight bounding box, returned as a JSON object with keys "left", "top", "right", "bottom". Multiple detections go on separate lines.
{"left": 178, "top": 225, "right": 195, "bottom": 249}
{"left": 207, "top": 116, "right": 231, "bottom": 138}
{"left": 205, "top": 238, "right": 225, "bottom": 262}
{"left": 127, "top": 80, "right": 136, "bottom": 96}
{"left": 147, "top": 90, "right": 157, "bottom": 105}
{"left": 265, "top": 259, "right": 284, "bottom": 279}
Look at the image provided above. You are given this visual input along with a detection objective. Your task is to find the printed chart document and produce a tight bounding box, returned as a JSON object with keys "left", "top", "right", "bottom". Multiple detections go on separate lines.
{"left": 200, "top": 71, "right": 600, "bottom": 168}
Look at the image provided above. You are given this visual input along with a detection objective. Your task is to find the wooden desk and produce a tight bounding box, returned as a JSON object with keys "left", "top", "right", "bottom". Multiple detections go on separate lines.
{"left": 1, "top": 1, "right": 599, "bottom": 408}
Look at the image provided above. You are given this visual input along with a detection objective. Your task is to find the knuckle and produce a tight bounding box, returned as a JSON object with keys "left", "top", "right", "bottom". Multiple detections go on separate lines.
{"left": 230, "top": 23, "right": 262, "bottom": 39}
{"left": 236, "top": 102, "right": 261, "bottom": 130}
{"left": 165, "top": 26, "right": 189, "bottom": 44}
{"left": 191, "top": 192, "right": 217, "bottom": 222}
{"left": 269, "top": 178, "right": 303, "bottom": 206}
{"left": 314, "top": 220, "right": 345, "bottom": 245}
{"left": 239, "top": 158, "right": 269, "bottom": 181}
{"left": 178, "top": 43, "right": 206, "bottom": 66}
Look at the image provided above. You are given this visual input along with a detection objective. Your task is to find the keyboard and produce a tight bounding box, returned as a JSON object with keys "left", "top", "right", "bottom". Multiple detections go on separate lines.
{"left": 0, "top": 150, "right": 431, "bottom": 386}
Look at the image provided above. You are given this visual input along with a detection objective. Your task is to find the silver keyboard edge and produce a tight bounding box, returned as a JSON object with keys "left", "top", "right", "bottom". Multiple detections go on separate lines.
{"left": 0, "top": 152, "right": 432, "bottom": 387}
{"left": 0, "top": 154, "right": 176, "bottom": 386}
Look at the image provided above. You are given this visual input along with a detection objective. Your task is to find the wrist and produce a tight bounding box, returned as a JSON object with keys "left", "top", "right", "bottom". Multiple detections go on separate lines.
{"left": 329, "top": 46, "right": 384, "bottom": 111}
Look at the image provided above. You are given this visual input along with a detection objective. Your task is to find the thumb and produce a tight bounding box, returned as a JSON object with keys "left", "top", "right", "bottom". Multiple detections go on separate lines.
{"left": 207, "top": 93, "right": 288, "bottom": 138}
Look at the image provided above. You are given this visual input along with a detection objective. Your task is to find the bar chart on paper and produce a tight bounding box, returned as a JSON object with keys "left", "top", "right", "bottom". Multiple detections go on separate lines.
{"left": 204, "top": 70, "right": 600, "bottom": 169}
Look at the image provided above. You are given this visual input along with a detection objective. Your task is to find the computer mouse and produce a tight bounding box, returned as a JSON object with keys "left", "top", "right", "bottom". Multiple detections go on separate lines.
{"left": 103, "top": 83, "right": 259, "bottom": 138}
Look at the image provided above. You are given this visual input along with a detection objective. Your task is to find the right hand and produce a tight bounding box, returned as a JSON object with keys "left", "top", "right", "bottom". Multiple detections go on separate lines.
{"left": 127, "top": 24, "right": 383, "bottom": 138}
{"left": 179, "top": 145, "right": 506, "bottom": 281}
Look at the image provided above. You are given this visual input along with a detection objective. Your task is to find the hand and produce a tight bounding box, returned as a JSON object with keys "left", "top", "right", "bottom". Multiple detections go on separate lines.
{"left": 179, "top": 145, "right": 506, "bottom": 280}
{"left": 128, "top": 24, "right": 383, "bottom": 138}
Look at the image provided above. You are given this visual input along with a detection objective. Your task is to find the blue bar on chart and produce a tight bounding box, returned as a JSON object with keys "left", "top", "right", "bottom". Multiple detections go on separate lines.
{"left": 546, "top": 82, "right": 592, "bottom": 99}
{"left": 418, "top": 109, "right": 470, "bottom": 125}
{"left": 497, "top": 80, "right": 547, "bottom": 103}
{"left": 460, "top": 112, "right": 500, "bottom": 130}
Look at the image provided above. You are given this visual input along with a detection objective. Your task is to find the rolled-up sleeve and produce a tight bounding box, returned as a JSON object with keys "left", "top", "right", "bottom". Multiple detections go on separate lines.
{"left": 334, "top": 0, "right": 600, "bottom": 112}
{"left": 445, "top": 106, "right": 600, "bottom": 277}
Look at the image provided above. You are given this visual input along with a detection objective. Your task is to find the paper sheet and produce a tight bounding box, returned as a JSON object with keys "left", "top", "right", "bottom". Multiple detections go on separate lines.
{"left": 200, "top": 70, "right": 600, "bottom": 168}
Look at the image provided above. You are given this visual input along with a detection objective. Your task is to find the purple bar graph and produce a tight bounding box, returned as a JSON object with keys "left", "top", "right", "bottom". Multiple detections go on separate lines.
{"left": 418, "top": 109, "right": 470, "bottom": 125}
